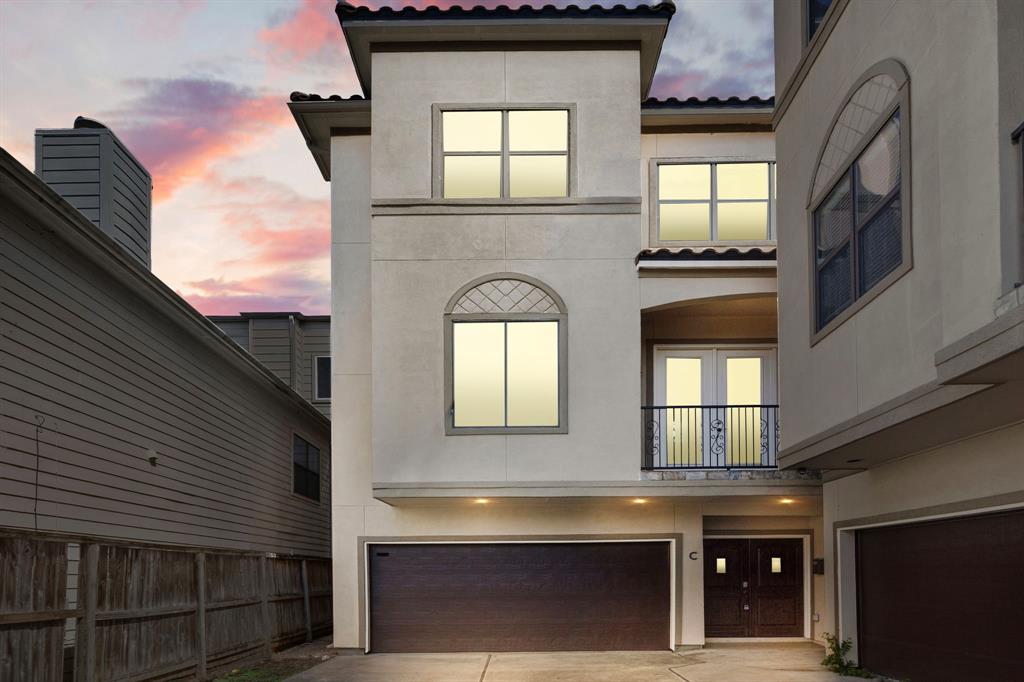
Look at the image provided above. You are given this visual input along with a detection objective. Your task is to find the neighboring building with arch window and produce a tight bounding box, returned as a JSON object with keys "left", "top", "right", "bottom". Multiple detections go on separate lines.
{"left": 774, "top": 1, "right": 1024, "bottom": 680}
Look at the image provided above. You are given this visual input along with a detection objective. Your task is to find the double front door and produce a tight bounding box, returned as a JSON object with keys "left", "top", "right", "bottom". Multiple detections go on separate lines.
{"left": 653, "top": 347, "right": 777, "bottom": 467}
{"left": 703, "top": 538, "right": 804, "bottom": 637}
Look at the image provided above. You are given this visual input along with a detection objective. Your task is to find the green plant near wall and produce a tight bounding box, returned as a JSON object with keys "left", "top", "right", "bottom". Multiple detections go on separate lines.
{"left": 821, "top": 632, "right": 875, "bottom": 678}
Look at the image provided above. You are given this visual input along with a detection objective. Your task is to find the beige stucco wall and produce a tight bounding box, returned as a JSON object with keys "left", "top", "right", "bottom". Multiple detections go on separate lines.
{"left": 776, "top": 0, "right": 1004, "bottom": 449}
{"left": 370, "top": 50, "right": 643, "bottom": 484}
{"left": 773, "top": 0, "right": 805, "bottom": 99}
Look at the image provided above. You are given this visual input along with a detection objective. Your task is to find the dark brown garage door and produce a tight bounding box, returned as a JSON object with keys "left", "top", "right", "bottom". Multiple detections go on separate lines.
{"left": 368, "top": 541, "right": 671, "bottom": 652}
{"left": 857, "top": 509, "right": 1024, "bottom": 682}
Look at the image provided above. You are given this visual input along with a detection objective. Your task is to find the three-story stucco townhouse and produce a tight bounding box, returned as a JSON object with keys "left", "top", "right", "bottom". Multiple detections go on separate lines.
{"left": 290, "top": 1, "right": 826, "bottom": 653}
{"left": 773, "top": 1, "right": 1024, "bottom": 681}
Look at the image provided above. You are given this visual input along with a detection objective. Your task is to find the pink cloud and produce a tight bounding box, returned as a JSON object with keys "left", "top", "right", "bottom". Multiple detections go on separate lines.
{"left": 182, "top": 271, "right": 330, "bottom": 315}
{"left": 260, "top": 0, "right": 342, "bottom": 64}
{"left": 107, "top": 78, "right": 292, "bottom": 202}
{"left": 201, "top": 174, "right": 330, "bottom": 268}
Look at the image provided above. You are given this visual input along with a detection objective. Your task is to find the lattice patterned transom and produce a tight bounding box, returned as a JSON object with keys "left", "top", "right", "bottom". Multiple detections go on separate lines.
{"left": 451, "top": 279, "right": 561, "bottom": 314}
{"left": 812, "top": 74, "right": 900, "bottom": 201}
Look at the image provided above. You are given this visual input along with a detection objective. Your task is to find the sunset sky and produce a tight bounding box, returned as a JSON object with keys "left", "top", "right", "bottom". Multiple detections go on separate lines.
{"left": 0, "top": 0, "right": 773, "bottom": 315}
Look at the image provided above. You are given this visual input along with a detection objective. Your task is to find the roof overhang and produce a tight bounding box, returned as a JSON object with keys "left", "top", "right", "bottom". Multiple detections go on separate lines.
{"left": 338, "top": 5, "right": 674, "bottom": 99}
{"left": 641, "top": 100, "right": 774, "bottom": 133}
{"left": 288, "top": 97, "right": 371, "bottom": 181}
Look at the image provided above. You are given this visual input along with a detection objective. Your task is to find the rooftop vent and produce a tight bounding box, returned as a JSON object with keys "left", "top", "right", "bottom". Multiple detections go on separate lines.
{"left": 34, "top": 117, "right": 153, "bottom": 269}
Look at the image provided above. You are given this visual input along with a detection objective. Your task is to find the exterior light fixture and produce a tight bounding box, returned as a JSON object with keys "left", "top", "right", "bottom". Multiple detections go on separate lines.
{"left": 474, "top": 498, "right": 490, "bottom": 504}
{"left": 779, "top": 498, "right": 795, "bottom": 504}
{"left": 632, "top": 498, "right": 648, "bottom": 504}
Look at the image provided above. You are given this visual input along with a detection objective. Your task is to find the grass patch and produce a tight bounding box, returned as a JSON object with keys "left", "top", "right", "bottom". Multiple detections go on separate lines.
{"left": 213, "top": 659, "right": 321, "bottom": 682}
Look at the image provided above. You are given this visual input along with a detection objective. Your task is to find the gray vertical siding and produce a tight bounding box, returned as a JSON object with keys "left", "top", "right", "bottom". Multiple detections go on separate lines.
{"left": 0, "top": 151, "right": 331, "bottom": 557}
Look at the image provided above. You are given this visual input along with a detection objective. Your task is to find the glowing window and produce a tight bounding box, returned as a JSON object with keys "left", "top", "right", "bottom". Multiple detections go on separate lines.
{"left": 441, "top": 108, "right": 569, "bottom": 199}
{"left": 656, "top": 161, "right": 774, "bottom": 242}
{"left": 446, "top": 275, "right": 567, "bottom": 433}
{"left": 716, "top": 558, "right": 727, "bottom": 574}
{"left": 771, "top": 557, "right": 782, "bottom": 573}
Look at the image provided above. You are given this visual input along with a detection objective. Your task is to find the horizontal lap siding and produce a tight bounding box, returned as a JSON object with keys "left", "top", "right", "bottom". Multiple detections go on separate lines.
{"left": 0, "top": 202, "right": 330, "bottom": 557}
{"left": 300, "top": 321, "right": 330, "bottom": 417}
{"left": 250, "top": 320, "right": 292, "bottom": 387}
{"left": 37, "top": 135, "right": 101, "bottom": 228}
{"left": 108, "top": 140, "right": 150, "bottom": 267}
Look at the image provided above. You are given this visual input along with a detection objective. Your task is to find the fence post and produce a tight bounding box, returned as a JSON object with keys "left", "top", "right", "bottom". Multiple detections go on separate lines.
{"left": 76, "top": 543, "right": 99, "bottom": 682}
{"left": 261, "top": 555, "right": 272, "bottom": 656}
{"left": 195, "top": 552, "right": 207, "bottom": 679}
{"left": 301, "top": 559, "right": 312, "bottom": 642}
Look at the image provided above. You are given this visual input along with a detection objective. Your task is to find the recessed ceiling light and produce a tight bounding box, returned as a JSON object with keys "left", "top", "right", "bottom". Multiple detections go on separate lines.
{"left": 633, "top": 498, "right": 648, "bottom": 504}
{"left": 779, "top": 498, "right": 795, "bottom": 504}
{"left": 474, "top": 498, "right": 490, "bottom": 504}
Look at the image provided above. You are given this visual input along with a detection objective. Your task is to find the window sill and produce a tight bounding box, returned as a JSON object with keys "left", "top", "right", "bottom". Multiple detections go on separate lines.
{"left": 372, "top": 196, "right": 640, "bottom": 216}
{"left": 445, "top": 425, "right": 568, "bottom": 436}
{"left": 810, "top": 259, "right": 913, "bottom": 347}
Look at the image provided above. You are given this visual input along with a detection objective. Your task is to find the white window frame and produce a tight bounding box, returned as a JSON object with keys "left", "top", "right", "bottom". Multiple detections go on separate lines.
{"left": 313, "top": 355, "right": 331, "bottom": 402}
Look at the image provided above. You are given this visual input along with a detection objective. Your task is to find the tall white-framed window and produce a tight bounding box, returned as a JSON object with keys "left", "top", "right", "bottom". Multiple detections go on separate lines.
{"left": 651, "top": 345, "right": 777, "bottom": 468}
{"left": 652, "top": 160, "right": 776, "bottom": 245}
{"left": 433, "top": 105, "right": 573, "bottom": 199}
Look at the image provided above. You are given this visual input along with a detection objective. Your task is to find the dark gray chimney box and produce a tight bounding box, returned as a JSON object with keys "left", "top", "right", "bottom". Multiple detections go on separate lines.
{"left": 35, "top": 117, "right": 153, "bottom": 269}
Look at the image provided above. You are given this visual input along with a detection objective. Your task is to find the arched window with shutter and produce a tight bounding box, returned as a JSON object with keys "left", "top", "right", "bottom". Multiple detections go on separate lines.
{"left": 808, "top": 59, "right": 912, "bottom": 340}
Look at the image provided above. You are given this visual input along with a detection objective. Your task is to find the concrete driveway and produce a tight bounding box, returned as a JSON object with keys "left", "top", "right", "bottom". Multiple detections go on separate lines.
{"left": 287, "top": 642, "right": 874, "bottom": 681}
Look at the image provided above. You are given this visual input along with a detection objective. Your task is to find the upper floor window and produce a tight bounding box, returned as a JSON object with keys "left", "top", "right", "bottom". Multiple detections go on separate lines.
{"left": 437, "top": 107, "right": 570, "bottom": 199}
{"left": 653, "top": 161, "right": 775, "bottom": 244}
{"left": 807, "top": 0, "right": 833, "bottom": 43}
{"left": 293, "top": 434, "right": 320, "bottom": 501}
{"left": 313, "top": 356, "right": 331, "bottom": 401}
{"left": 809, "top": 60, "right": 911, "bottom": 338}
{"left": 444, "top": 274, "right": 567, "bottom": 434}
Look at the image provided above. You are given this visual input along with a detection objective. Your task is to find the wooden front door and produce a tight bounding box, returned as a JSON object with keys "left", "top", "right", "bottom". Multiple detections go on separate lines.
{"left": 704, "top": 538, "right": 803, "bottom": 637}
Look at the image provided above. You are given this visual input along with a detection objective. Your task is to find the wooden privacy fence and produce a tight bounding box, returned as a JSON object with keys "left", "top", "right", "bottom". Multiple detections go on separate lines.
{"left": 0, "top": 531, "right": 332, "bottom": 682}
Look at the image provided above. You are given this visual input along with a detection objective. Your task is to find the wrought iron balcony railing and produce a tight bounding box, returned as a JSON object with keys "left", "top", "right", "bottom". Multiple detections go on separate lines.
{"left": 642, "top": 405, "right": 780, "bottom": 470}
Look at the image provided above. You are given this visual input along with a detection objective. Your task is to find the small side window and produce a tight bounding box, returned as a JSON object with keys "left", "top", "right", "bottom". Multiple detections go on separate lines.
{"left": 314, "top": 356, "right": 331, "bottom": 401}
{"left": 293, "top": 434, "right": 320, "bottom": 502}
{"left": 807, "top": 0, "right": 833, "bottom": 43}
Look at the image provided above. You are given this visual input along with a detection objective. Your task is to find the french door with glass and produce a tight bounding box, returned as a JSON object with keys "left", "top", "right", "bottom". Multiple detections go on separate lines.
{"left": 652, "top": 346, "right": 777, "bottom": 468}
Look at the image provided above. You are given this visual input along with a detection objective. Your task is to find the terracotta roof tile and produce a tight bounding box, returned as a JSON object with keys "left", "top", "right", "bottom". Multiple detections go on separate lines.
{"left": 642, "top": 95, "right": 774, "bottom": 109}
{"left": 336, "top": 2, "right": 677, "bottom": 22}
{"left": 290, "top": 91, "right": 366, "bottom": 102}
{"left": 635, "top": 246, "right": 777, "bottom": 264}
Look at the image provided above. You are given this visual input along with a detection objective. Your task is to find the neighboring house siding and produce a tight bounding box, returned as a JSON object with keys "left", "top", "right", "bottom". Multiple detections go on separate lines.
{"left": 216, "top": 320, "right": 251, "bottom": 351}
{"left": 249, "top": 318, "right": 293, "bottom": 388}
{"left": 0, "top": 159, "right": 331, "bottom": 557}
{"left": 35, "top": 128, "right": 152, "bottom": 269}
{"left": 35, "top": 134, "right": 101, "bottom": 223}
{"left": 302, "top": 320, "right": 330, "bottom": 417}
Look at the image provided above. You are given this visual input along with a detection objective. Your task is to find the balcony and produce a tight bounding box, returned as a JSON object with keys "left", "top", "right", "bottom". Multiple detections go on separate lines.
{"left": 642, "top": 405, "right": 780, "bottom": 470}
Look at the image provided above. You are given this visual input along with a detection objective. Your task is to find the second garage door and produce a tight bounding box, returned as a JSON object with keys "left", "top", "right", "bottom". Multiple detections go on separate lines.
{"left": 857, "top": 509, "right": 1024, "bottom": 682}
{"left": 367, "top": 541, "right": 671, "bottom": 652}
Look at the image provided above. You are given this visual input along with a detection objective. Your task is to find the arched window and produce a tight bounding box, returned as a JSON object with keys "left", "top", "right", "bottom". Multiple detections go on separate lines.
{"left": 444, "top": 273, "right": 568, "bottom": 434}
{"left": 809, "top": 59, "right": 911, "bottom": 338}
